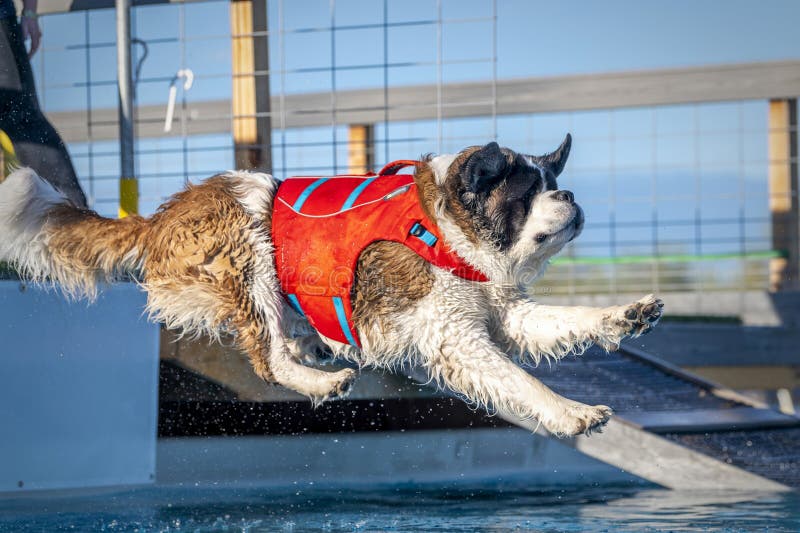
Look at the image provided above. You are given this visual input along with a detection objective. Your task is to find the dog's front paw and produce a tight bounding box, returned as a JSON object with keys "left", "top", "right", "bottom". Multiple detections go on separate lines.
{"left": 618, "top": 294, "right": 663, "bottom": 337}
{"left": 316, "top": 367, "right": 357, "bottom": 405}
{"left": 542, "top": 403, "right": 613, "bottom": 437}
{"left": 327, "top": 367, "right": 356, "bottom": 400}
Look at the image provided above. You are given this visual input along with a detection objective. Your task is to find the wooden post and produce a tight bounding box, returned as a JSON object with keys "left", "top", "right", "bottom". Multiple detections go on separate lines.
{"left": 348, "top": 124, "right": 374, "bottom": 174}
{"left": 769, "top": 99, "right": 799, "bottom": 291}
{"left": 230, "top": 0, "right": 271, "bottom": 171}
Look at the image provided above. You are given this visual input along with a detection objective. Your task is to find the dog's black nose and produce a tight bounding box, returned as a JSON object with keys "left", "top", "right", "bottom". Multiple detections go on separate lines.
{"left": 554, "top": 190, "right": 574, "bottom": 203}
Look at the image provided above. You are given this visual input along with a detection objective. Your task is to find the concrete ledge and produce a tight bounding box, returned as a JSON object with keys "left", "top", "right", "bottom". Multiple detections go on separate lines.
{"left": 156, "top": 429, "right": 638, "bottom": 489}
{"left": 0, "top": 282, "right": 160, "bottom": 493}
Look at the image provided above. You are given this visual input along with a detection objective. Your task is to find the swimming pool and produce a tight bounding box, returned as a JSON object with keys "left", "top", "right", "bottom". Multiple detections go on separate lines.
{"left": 1, "top": 484, "right": 798, "bottom": 532}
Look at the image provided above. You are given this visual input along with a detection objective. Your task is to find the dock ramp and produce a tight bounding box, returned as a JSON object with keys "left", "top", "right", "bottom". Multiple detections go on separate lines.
{"left": 502, "top": 345, "right": 800, "bottom": 491}
{"left": 158, "top": 330, "right": 798, "bottom": 491}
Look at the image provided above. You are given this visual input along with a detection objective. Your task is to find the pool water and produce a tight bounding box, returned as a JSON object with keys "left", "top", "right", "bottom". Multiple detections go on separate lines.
{"left": 1, "top": 484, "right": 798, "bottom": 532}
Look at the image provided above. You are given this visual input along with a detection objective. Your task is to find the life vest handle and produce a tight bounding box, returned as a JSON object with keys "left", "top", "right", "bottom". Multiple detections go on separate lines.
{"left": 378, "top": 160, "right": 422, "bottom": 176}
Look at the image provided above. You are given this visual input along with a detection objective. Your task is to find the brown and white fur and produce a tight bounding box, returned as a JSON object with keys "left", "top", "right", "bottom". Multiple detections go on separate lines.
{"left": 0, "top": 136, "right": 663, "bottom": 437}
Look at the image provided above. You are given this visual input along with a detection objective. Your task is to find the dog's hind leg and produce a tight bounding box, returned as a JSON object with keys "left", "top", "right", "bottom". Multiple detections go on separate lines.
{"left": 234, "top": 319, "right": 356, "bottom": 403}
{"left": 232, "top": 248, "right": 355, "bottom": 402}
{"left": 286, "top": 333, "right": 334, "bottom": 365}
{"left": 266, "top": 342, "right": 356, "bottom": 404}
{"left": 238, "top": 264, "right": 355, "bottom": 403}
{"left": 208, "top": 270, "right": 356, "bottom": 403}
{"left": 145, "top": 275, "right": 355, "bottom": 403}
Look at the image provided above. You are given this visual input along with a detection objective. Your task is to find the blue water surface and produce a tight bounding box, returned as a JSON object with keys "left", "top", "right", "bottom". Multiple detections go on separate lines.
{"left": 1, "top": 483, "right": 798, "bottom": 532}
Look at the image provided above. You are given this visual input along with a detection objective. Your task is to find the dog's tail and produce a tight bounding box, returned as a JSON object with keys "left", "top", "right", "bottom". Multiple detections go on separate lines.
{"left": 0, "top": 167, "right": 147, "bottom": 298}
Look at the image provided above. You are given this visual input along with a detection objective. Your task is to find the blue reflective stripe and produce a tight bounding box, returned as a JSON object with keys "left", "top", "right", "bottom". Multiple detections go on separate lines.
{"left": 341, "top": 176, "right": 377, "bottom": 210}
{"left": 287, "top": 294, "right": 305, "bottom": 317}
{"left": 292, "top": 177, "right": 329, "bottom": 212}
{"left": 410, "top": 222, "right": 438, "bottom": 247}
{"left": 332, "top": 297, "right": 359, "bottom": 346}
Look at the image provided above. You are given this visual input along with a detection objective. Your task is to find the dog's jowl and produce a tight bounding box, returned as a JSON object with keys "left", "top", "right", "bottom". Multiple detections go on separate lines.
{"left": 0, "top": 135, "right": 663, "bottom": 436}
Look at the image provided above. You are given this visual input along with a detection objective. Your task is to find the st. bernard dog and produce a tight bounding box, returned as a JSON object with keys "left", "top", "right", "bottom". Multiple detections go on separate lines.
{"left": 0, "top": 135, "right": 663, "bottom": 436}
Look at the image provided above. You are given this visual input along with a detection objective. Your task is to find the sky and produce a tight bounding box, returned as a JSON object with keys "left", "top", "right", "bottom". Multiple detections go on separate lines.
{"left": 22, "top": 0, "right": 800, "bottom": 291}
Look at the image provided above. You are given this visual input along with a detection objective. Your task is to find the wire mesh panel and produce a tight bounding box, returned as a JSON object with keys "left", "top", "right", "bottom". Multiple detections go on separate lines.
{"left": 30, "top": 0, "right": 799, "bottom": 318}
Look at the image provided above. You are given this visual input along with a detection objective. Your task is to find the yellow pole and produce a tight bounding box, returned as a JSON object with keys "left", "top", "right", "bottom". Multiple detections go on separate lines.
{"left": 119, "top": 177, "right": 139, "bottom": 218}
{"left": 0, "top": 129, "right": 19, "bottom": 181}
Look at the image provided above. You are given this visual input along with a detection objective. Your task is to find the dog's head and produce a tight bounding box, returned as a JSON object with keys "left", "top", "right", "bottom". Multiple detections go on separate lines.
{"left": 424, "top": 134, "right": 582, "bottom": 280}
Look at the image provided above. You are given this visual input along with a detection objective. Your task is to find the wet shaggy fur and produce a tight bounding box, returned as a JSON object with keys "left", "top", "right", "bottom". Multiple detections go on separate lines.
{"left": 352, "top": 241, "right": 435, "bottom": 337}
{"left": 0, "top": 138, "right": 664, "bottom": 437}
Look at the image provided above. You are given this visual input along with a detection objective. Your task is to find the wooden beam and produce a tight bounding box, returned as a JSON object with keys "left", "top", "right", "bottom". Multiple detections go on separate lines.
{"left": 230, "top": 0, "right": 271, "bottom": 171}
{"left": 44, "top": 60, "right": 800, "bottom": 143}
{"left": 264, "top": 60, "right": 800, "bottom": 127}
{"left": 769, "top": 99, "right": 799, "bottom": 291}
{"left": 347, "top": 124, "right": 374, "bottom": 174}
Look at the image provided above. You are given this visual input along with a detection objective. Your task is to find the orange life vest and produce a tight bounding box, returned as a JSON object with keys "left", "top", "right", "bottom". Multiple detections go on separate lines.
{"left": 271, "top": 161, "right": 489, "bottom": 347}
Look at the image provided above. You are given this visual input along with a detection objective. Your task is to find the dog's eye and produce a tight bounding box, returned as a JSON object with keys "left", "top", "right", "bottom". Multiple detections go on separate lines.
{"left": 535, "top": 233, "right": 548, "bottom": 243}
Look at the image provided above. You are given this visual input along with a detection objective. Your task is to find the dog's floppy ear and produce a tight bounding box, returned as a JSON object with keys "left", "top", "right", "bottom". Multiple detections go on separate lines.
{"left": 464, "top": 141, "right": 509, "bottom": 193}
{"left": 530, "top": 133, "right": 572, "bottom": 178}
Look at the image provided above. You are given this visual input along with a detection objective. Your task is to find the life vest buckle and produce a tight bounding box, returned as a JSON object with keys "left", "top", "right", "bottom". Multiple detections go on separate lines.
{"left": 409, "top": 222, "right": 438, "bottom": 247}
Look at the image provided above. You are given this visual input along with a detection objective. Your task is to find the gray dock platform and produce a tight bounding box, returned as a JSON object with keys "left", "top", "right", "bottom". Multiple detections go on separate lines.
{"left": 158, "top": 324, "right": 799, "bottom": 491}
